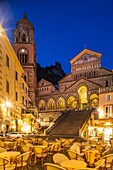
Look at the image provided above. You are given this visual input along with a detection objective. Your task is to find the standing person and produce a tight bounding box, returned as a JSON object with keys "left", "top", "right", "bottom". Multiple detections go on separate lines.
{"left": 70, "top": 139, "right": 82, "bottom": 154}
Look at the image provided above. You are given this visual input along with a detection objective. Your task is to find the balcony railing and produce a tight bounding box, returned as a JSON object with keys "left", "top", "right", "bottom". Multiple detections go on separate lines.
{"left": 99, "top": 86, "right": 113, "bottom": 93}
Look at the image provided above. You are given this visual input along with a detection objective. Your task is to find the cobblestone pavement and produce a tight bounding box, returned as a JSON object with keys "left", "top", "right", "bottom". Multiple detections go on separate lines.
{"left": 30, "top": 164, "right": 44, "bottom": 170}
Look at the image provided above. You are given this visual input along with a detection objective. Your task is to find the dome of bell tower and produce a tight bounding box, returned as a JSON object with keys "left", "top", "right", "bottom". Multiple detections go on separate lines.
{"left": 16, "top": 12, "right": 34, "bottom": 30}
{"left": 13, "top": 13, "right": 34, "bottom": 44}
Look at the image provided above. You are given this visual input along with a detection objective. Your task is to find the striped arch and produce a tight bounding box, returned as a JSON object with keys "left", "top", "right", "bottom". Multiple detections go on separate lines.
{"left": 90, "top": 93, "right": 99, "bottom": 109}
{"left": 66, "top": 95, "right": 77, "bottom": 110}
{"left": 47, "top": 98, "right": 56, "bottom": 111}
{"left": 57, "top": 97, "right": 65, "bottom": 110}
{"left": 77, "top": 84, "right": 88, "bottom": 110}
{"left": 38, "top": 99, "right": 46, "bottom": 111}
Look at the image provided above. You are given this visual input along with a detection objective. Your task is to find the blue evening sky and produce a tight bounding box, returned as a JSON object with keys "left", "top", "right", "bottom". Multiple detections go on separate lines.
{"left": 0, "top": 0, "right": 113, "bottom": 73}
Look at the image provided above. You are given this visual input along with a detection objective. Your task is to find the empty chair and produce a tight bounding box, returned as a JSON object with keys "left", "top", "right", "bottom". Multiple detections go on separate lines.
{"left": 53, "top": 153, "right": 69, "bottom": 165}
{"left": 21, "top": 145, "right": 30, "bottom": 153}
{"left": 48, "top": 143, "right": 61, "bottom": 158}
{"left": 0, "top": 147, "right": 7, "bottom": 153}
{"left": 37, "top": 138, "right": 43, "bottom": 145}
{"left": 77, "top": 159, "right": 105, "bottom": 170}
{"left": 101, "top": 148, "right": 110, "bottom": 157}
{"left": 0, "top": 141, "right": 4, "bottom": 148}
{"left": 43, "top": 140, "right": 49, "bottom": 147}
{"left": 15, "top": 151, "right": 31, "bottom": 170}
{"left": 101, "top": 153, "right": 113, "bottom": 170}
{"left": 34, "top": 146, "right": 47, "bottom": 166}
{"left": 95, "top": 145, "right": 103, "bottom": 154}
{"left": 67, "top": 150, "right": 77, "bottom": 159}
{"left": 94, "top": 159, "right": 105, "bottom": 169}
{"left": 44, "top": 163, "right": 67, "bottom": 170}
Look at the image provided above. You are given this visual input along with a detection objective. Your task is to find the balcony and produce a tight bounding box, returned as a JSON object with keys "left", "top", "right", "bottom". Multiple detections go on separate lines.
{"left": 99, "top": 86, "right": 113, "bottom": 93}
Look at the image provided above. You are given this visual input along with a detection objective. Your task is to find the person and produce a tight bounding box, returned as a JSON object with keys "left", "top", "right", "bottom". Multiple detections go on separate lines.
{"left": 70, "top": 140, "right": 82, "bottom": 154}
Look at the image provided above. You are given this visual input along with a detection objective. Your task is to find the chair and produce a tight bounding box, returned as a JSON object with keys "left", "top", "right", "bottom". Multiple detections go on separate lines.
{"left": 63, "top": 139, "right": 71, "bottom": 150}
{"left": 94, "top": 159, "right": 105, "bottom": 169}
{"left": 95, "top": 145, "right": 103, "bottom": 154}
{"left": 0, "top": 147, "right": 7, "bottom": 153}
{"left": 0, "top": 141, "right": 4, "bottom": 148}
{"left": 12, "top": 141, "right": 17, "bottom": 151}
{"left": 15, "top": 151, "right": 31, "bottom": 170}
{"left": 43, "top": 140, "right": 49, "bottom": 147}
{"left": 0, "top": 156, "right": 15, "bottom": 170}
{"left": 53, "top": 153, "right": 69, "bottom": 165}
{"left": 21, "top": 145, "right": 30, "bottom": 153}
{"left": 67, "top": 150, "right": 77, "bottom": 159}
{"left": 101, "top": 148, "right": 110, "bottom": 157}
{"left": 101, "top": 153, "right": 113, "bottom": 170}
{"left": 44, "top": 163, "right": 67, "bottom": 170}
{"left": 77, "top": 159, "right": 105, "bottom": 170}
{"left": 48, "top": 143, "right": 61, "bottom": 159}
{"left": 34, "top": 146, "right": 47, "bottom": 166}
{"left": 37, "top": 138, "right": 43, "bottom": 145}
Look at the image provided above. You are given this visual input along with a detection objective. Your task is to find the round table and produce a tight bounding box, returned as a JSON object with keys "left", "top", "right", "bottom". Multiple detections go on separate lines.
{"left": 0, "top": 151, "right": 20, "bottom": 163}
{"left": 60, "top": 159, "right": 87, "bottom": 169}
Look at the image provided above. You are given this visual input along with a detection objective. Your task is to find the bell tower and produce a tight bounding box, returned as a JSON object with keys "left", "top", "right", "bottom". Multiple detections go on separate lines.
{"left": 13, "top": 13, "right": 36, "bottom": 105}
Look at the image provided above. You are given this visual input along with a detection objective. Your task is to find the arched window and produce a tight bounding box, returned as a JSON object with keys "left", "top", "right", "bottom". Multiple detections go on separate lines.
{"left": 47, "top": 98, "right": 56, "bottom": 111}
{"left": 38, "top": 99, "right": 46, "bottom": 111}
{"left": 57, "top": 97, "right": 65, "bottom": 110}
{"left": 18, "top": 48, "right": 28, "bottom": 64}
{"left": 67, "top": 96, "right": 77, "bottom": 109}
{"left": 22, "top": 34, "right": 26, "bottom": 43}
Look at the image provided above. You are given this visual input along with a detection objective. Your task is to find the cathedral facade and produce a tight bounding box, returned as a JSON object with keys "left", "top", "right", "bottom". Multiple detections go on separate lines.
{"left": 37, "top": 49, "right": 113, "bottom": 123}
{"left": 12, "top": 14, "right": 113, "bottom": 126}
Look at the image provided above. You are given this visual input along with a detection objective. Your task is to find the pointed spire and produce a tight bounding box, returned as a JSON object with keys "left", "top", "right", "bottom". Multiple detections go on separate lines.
{"left": 23, "top": 12, "right": 28, "bottom": 19}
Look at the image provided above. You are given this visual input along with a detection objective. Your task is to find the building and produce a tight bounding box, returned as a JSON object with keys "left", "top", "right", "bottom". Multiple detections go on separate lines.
{"left": 12, "top": 13, "right": 37, "bottom": 106}
{"left": 0, "top": 25, "right": 31, "bottom": 133}
{"left": 36, "top": 48, "right": 113, "bottom": 127}
{"left": 98, "top": 86, "right": 113, "bottom": 141}
{"left": 11, "top": 13, "right": 113, "bottom": 139}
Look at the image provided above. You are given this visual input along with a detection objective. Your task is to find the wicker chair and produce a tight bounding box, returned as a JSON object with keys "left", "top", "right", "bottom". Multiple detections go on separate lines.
{"left": 44, "top": 163, "right": 67, "bottom": 170}
{"left": 53, "top": 153, "right": 69, "bottom": 165}
{"left": 34, "top": 146, "right": 47, "bottom": 166}
{"left": 14, "top": 151, "right": 31, "bottom": 170}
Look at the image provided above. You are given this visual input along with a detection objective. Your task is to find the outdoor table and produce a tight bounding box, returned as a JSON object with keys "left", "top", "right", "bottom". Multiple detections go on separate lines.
{"left": 60, "top": 159, "right": 87, "bottom": 169}
{"left": 0, "top": 151, "right": 20, "bottom": 164}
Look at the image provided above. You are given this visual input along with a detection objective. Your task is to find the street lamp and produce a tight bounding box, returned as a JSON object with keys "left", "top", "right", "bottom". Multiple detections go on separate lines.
{"left": 1, "top": 99, "right": 12, "bottom": 136}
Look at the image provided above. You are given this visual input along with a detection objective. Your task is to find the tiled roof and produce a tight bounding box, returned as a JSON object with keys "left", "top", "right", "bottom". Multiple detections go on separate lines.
{"left": 46, "top": 110, "right": 91, "bottom": 137}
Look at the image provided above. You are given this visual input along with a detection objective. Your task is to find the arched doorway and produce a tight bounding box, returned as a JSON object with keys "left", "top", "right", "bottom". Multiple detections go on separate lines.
{"left": 47, "top": 98, "right": 56, "bottom": 111}
{"left": 57, "top": 97, "right": 65, "bottom": 110}
{"left": 78, "top": 85, "right": 88, "bottom": 110}
{"left": 90, "top": 94, "right": 99, "bottom": 109}
{"left": 67, "top": 96, "right": 77, "bottom": 110}
{"left": 38, "top": 99, "right": 46, "bottom": 111}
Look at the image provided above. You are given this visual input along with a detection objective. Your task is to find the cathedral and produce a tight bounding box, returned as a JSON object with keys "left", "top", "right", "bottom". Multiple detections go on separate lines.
{"left": 12, "top": 13, "right": 113, "bottom": 129}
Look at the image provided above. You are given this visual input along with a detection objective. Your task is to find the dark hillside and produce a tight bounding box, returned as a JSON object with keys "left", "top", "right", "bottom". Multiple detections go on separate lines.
{"left": 36, "top": 61, "right": 66, "bottom": 85}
